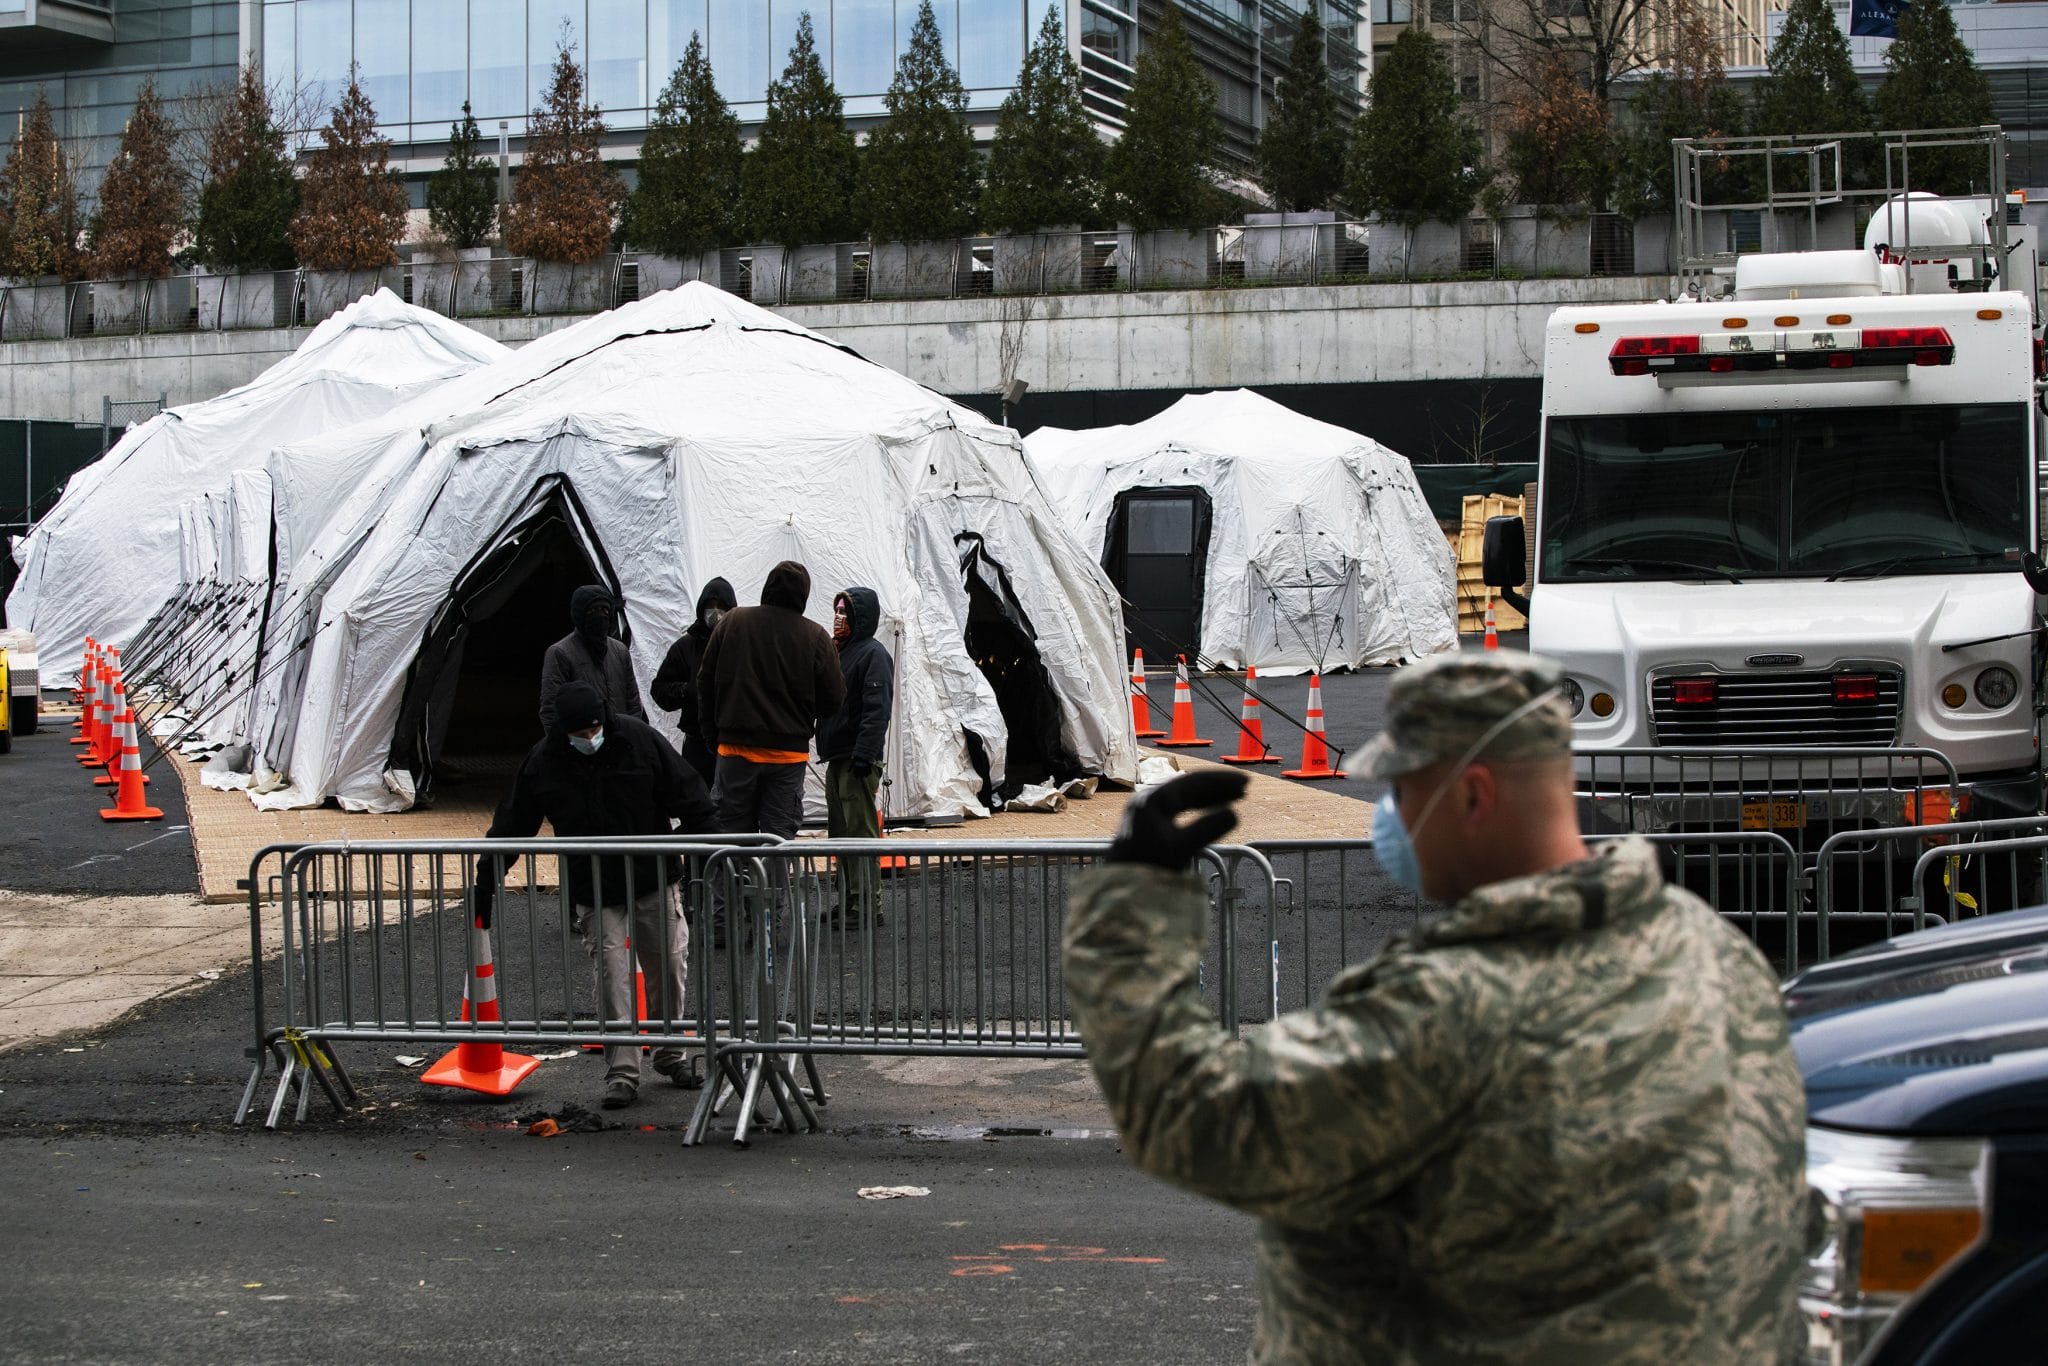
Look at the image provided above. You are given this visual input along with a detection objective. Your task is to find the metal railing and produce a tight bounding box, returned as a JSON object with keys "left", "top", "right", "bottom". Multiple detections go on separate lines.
{"left": 0, "top": 212, "right": 1674, "bottom": 344}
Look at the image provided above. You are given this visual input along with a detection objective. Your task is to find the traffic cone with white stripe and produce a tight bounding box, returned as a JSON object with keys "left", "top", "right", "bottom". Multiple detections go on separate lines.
{"left": 96, "top": 690, "right": 149, "bottom": 787}
{"left": 71, "top": 642, "right": 97, "bottom": 737}
{"left": 1129, "top": 648, "right": 1164, "bottom": 739}
{"left": 99, "top": 712, "right": 164, "bottom": 820}
{"left": 1220, "top": 665, "right": 1279, "bottom": 765}
{"left": 79, "top": 661, "right": 117, "bottom": 768}
{"left": 1483, "top": 596, "right": 1500, "bottom": 651}
{"left": 1155, "top": 655, "right": 1212, "bottom": 748}
{"left": 1283, "top": 673, "right": 1344, "bottom": 780}
{"left": 423, "top": 921, "right": 541, "bottom": 1095}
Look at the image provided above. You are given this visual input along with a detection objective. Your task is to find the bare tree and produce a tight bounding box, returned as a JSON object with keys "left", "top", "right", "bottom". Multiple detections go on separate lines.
{"left": 1444, "top": 0, "right": 1696, "bottom": 113}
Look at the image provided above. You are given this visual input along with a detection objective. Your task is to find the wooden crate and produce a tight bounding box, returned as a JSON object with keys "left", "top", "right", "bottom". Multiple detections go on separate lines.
{"left": 1449, "top": 493, "right": 1527, "bottom": 633}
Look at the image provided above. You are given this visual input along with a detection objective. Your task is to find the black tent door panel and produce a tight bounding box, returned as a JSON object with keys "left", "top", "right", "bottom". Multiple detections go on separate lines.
{"left": 1105, "top": 487, "right": 1212, "bottom": 664}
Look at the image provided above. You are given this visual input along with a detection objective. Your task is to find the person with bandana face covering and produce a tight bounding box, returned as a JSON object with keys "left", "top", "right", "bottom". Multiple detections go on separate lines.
{"left": 651, "top": 576, "right": 738, "bottom": 785}
{"left": 538, "top": 584, "right": 647, "bottom": 733}
{"left": 1061, "top": 653, "right": 1807, "bottom": 1365}
{"left": 475, "top": 681, "right": 714, "bottom": 1109}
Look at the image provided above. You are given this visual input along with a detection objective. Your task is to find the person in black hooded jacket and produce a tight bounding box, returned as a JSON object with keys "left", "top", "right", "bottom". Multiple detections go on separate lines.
{"left": 817, "top": 587, "right": 895, "bottom": 926}
{"left": 475, "top": 681, "right": 714, "bottom": 1110}
{"left": 650, "top": 576, "right": 736, "bottom": 785}
{"left": 539, "top": 584, "right": 646, "bottom": 732}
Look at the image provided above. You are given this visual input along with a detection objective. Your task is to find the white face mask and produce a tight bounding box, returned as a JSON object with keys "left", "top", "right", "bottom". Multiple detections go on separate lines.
{"left": 569, "top": 730, "right": 604, "bottom": 756}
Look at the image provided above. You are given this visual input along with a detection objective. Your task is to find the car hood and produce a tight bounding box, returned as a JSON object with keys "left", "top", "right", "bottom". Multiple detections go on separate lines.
{"left": 1784, "top": 906, "right": 2048, "bottom": 1135}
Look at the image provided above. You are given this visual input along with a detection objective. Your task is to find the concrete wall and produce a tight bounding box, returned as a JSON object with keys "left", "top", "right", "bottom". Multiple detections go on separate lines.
{"left": 0, "top": 276, "right": 1669, "bottom": 425}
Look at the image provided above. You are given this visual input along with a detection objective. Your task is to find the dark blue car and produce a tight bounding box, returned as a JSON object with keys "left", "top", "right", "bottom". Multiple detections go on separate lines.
{"left": 1783, "top": 904, "right": 2048, "bottom": 1364}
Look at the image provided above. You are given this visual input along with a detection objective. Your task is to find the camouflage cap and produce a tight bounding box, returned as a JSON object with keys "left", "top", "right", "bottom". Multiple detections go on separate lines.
{"left": 1346, "top": 652, "right": 1574, "bottom": 779}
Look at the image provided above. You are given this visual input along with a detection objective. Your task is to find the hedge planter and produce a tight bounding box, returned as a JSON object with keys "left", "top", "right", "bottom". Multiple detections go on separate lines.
{"left": 993, "top": 231, "right": 1085, "bottom": 295}
{"left": 199, "top": 271, "right": 289, "bottom": 331}
{"left": 527, "top": 258, "right": 614, "bottom": 316}
{"left": 1242, "top": 211, "right": 1336, "bottom": 283}
{"left": 302, "top": 267, "right": 399, "bottom": 325}
{"left": 750, "top": 244, "right": 847, "bottom": 305}
{"left": 1124, "top": 229, "right": 1215, "bottom": 289}
{"left": 91, "top": 276, "right": 152, "bottom": 334}
{"left": 454, "top": 257, "right": 524, "bottom": 317}
{"left": 870, "top": 240, "right": 961, "bottom": 300}
{"left": 0, "top": 277, "right": 72, "bottom": 341}
{"left": 634, "top": 251, "right": 721, "bottom": 298}
{"left": 410, "top": 246, "right": 490, "bottom": 315}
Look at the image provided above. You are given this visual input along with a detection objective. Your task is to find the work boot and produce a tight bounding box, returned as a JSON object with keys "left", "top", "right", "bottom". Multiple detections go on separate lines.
{"left": 600, "top": 1078, "right": 637, "bottom": 1110}
{"left": 652, "top": 1056, "right": 701, "bottom": 1090}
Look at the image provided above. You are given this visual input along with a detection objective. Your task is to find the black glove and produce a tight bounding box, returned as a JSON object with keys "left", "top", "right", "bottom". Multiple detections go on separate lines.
{"left": 1108, "top": 771, "right": 1249, "bottom": 872}
{"left": 469, "top": 876, "right": 497, "bottom": 931}
{"left": 852, "top": 757, "right": 874, "bottom": 778}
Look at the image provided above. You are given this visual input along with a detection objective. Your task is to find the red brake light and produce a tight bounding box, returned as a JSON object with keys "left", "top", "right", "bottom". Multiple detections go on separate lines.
{"left": 1834, "top": 674, "right": 1880, "bottom": 703}
{"left": 1860, "top": 327, "right": 1955, "bottom": 366}
{"left": 1672, "top": 678, "right": 1717, "bottom": 705}
{"left": 1609, "top": 335, "right": 1701, "bottom": 376}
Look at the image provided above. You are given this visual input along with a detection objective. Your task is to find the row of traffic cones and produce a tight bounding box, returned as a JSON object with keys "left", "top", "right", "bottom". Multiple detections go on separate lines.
{"left": 70, "top": 640, "right": 163, "bottom": 821}
{"left": 1127, "top": 649, "right": 1342, "bottom": 780}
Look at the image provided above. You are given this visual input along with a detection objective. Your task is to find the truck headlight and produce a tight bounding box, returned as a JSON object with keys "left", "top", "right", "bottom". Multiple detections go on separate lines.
{"left": 1561, "top": 678, "right": 1586, "bottom": 716}
{"left": 1974, "top": 666, "right": 2019, "bottom": 709}
{"left": 1802, "top": 1126, "right": 1989, "bottom": 1366}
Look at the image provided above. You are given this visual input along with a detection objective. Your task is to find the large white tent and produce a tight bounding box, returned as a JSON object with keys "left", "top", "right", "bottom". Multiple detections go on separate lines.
{"left": 241, "top": 282, "right": 1136, "bottom": 821}
{"left": 1026, "top": 390, "right": 1458, "bottom": 674}
{"left": 5, "top": 289, "right": 508, "bottom": 683}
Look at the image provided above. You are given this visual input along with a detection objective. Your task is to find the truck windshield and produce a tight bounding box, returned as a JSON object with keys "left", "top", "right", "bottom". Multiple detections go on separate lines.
{"left": 1541, "top": 403, "right": 2029, "bottom": 582}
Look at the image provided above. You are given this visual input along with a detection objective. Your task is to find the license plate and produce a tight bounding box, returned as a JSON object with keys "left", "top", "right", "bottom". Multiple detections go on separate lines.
{"left": 1741, "top": 800, "right": 1807, "bottom": 831}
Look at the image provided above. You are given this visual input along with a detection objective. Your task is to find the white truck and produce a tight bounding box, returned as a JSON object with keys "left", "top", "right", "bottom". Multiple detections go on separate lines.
{"left": 1484, "top": 130, "right": 2046, "bottom": 885}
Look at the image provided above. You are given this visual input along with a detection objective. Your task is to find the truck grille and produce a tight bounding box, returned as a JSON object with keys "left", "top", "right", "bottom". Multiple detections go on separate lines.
{"left": 1650, "top": 670, "right": 1902, "bottom": 746}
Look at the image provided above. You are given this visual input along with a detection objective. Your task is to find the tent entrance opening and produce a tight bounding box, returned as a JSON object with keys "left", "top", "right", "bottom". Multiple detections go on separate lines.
{"left": 1105, "top": 487, "right": 1211, "bottom": 662}
{"left": 957, "top": 533, "right": 1080, "bottom": 805}
{"left": 390, "top": 485, "right": 619, "bottom": 801}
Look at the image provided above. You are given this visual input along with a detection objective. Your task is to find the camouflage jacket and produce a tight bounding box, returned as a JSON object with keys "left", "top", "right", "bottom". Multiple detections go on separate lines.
{"left": 1064, "top": 836, "right": 1807, "bottom": 1365}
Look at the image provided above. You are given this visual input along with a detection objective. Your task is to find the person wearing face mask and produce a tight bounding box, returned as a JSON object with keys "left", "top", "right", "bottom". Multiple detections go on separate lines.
{"left": 815, "top": 587, "right": 895, "bottom": 929}
{"left": 651, "top": 577, "right": 738, "bottom": 785}
{"left": 1062, "top": 653, "right": 1807, "bottom": 1365}
{"left": 539, "top": 584, "right": 647, "bottom": 733}
{"left": 474, "top": 681, "right": 715, "bottom": 1110}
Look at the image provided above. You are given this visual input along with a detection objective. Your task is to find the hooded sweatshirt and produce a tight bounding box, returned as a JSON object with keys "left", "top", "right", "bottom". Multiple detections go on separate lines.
{"left": 694, "top": 561, "right": 845, "bottom": 755}
{"left": 539, "top": 585, "right": 647, "bottom": 731}
{"left": 650, "top": 576, "right": 737, "bottom": 728}
{"left": 816, "top": 587, "right": 894, "bottom": 766}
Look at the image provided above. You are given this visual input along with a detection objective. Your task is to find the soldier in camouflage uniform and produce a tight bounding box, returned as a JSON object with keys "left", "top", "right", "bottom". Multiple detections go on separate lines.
{"left": 1064, "top": 653, "right": 1807, "bottom": 1364}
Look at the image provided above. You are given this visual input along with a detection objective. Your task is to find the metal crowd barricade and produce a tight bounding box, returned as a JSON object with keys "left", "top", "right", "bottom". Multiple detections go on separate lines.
{"left": 1810, "top": 816, "right": 2048, "bottom": 952}
{"left": 237, "top": 834, "right": 779, "bottom": 1131}
{"left": 1909, "top": 832, "right": 2048, "bottom": 929}
{"left": 680, "top": 840, "right": 1281, "bottom": 1147}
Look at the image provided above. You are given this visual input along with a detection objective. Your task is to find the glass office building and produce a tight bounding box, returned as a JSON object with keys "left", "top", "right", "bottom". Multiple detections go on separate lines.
{"left": 3, "top": 0, "right": 1367, "bottom": 204}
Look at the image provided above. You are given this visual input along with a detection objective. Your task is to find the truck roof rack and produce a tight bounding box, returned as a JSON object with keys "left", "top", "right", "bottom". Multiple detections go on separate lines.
{"left": 1672, "top": 126, "right": 2010, "bottom": 300}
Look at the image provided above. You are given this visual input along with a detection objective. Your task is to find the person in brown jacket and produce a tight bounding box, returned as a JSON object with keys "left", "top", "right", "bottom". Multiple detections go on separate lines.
{"left": 695, "top": 561, "right": 844, "bottom": 942}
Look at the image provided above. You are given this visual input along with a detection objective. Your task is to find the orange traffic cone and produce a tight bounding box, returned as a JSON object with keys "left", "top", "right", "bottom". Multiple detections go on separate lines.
{"left": 100, "top": 717, "right": 164, "bottom": 820}
{"left": 1129, "top": 648, "right": 1164, "bottom": 739}
{"left": 71, "top": 646, "right": 99, "bottom": 745}
{"left": 1483, "top": 596, "right": 1499, "bottom": 651}
{"left": 96, "top": 698, "right": 150, "bottom": 787}
{"left": 79, "top": 666, "right": 117, "bottom": 768}
{"left": 1221, "top": 665, "right": 1279, "bottom": 765}
{"left": 1283, "top": 673, "right": 1345, "bottom": 780}
{"left": 876, "top": 800, "right": 908, "bottom": 873}
{"left": 1155, "top": 656, "right": 1212, "bottom": 748}
{"left": 586, "top": 949, "right": 657, "bottom": 1052}
{"left": 423, "top": 922, "right": 541, "bottom": 1095}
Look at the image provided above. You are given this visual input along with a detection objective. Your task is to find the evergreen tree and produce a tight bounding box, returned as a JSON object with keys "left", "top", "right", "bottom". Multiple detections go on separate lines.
{"left": 426, "top": 102, "right": 498, "bottom": 249}
{"left": 1503, "top": 55, "right": 1614, "bottom": 211}
{"left": 1755, "top": 0, "right": 1871, "bottom": 141}
{"left": 623, "top": 34, "right": 743, "bottom": 255}
{"left": 289, "top": 72, "right": 409, "bottom": 269}
{"left": 90, "top": 79, "right": 185, "bottom": 278}
{"left": 1614, "top": 9, "right": 1747, "bottom": 218}
{"left": 860, "top": 0, "right": 979, "bottom": 241}
{"left": 502, "top": 41, "right": 626, "bottom": 262}
{"left": 1102, "top": 2, "right": 1223, "bottom": 231}
{"left": 193, "top": 66, "right": 299, "bottom": 271}
{"left": 1256, "top": 2, "right": 1345, "bottom": 212}
{"left": 739, "top": 13, "right": 859, "bottom": 246}
{"left": 1345, "top": 29, "right": 1483, "bottom": 230}
{"left": 1876, "top": 0, "right": 1998, "bottom": 194}
{"left": 982, "top": 8, "right": 1104, "bottom": 233}
{"left": 0, "top": 91, "right": 82, "bottom": 280}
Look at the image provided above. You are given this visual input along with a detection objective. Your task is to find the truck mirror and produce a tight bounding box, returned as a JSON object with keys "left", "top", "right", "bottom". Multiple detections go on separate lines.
{"left": 2023, "top": 551, "right": 2048, "bottom": 595}
{"left": 1482, "top": 516, "right": 1527, "bottom": 590}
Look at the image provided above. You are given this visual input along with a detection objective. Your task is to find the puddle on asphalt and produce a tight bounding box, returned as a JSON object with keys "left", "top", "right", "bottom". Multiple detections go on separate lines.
{"left": 900, "top": 1124, "right": 1111, "bottom": 1142}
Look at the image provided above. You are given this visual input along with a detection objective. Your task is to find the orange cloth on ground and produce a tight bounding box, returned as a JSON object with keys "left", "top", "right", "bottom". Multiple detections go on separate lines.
{"left": 718, "top": 744, "right": 809, "bottom": 764}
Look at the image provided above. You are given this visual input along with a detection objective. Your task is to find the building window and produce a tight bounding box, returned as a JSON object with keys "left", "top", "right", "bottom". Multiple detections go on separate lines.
{"left": 471, "top": 0, "right": 528, "bottom": 121}
{"left": 1081, "top": 6, "right": 1130, "bottom": 66}
{"left": 650, "top": 0, "right": 711, "bottom": 79}
{"left": 835, "top": 0, "right": 896, "bottom": 97}
{"left": 590, "top": 0, "right": 651, "bottom": 115}
{"left": 709, "top": 0, "right": 770, "bottom": 101}
{"left": 960, "top": 0, "right": 1024, "bottom": 89}
{"left": 413, "top": 1, "right": 470, "bottom": 126}
{"left": 1371, "top": 0, "right": 1412, "bottom": 23}
{"left": 356, "top": 0, "right": 410, "bottom": 123}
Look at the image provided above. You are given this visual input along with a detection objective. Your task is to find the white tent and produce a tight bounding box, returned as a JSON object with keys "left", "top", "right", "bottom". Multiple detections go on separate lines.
{"left": 1026, "top": 390, "right": 1458, "bottom": 675}
{"left": 245, "top": 281, "right": 1136, "bottom": 821}
{"left": 5, "top": 289, "right": 508, "bottom": 682}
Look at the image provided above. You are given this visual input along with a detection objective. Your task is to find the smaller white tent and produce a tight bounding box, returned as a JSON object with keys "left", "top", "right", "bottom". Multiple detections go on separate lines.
{"left": 5, "top": 290, "right": 508, "bottom": 682}
{"left": 1026, "top": 391, "right": 1458, "bottom": 674}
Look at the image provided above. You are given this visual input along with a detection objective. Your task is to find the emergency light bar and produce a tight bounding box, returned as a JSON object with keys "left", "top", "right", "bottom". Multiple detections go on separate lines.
{"left": 1608, "top": 327, "right": 1955, "bottom": 377}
